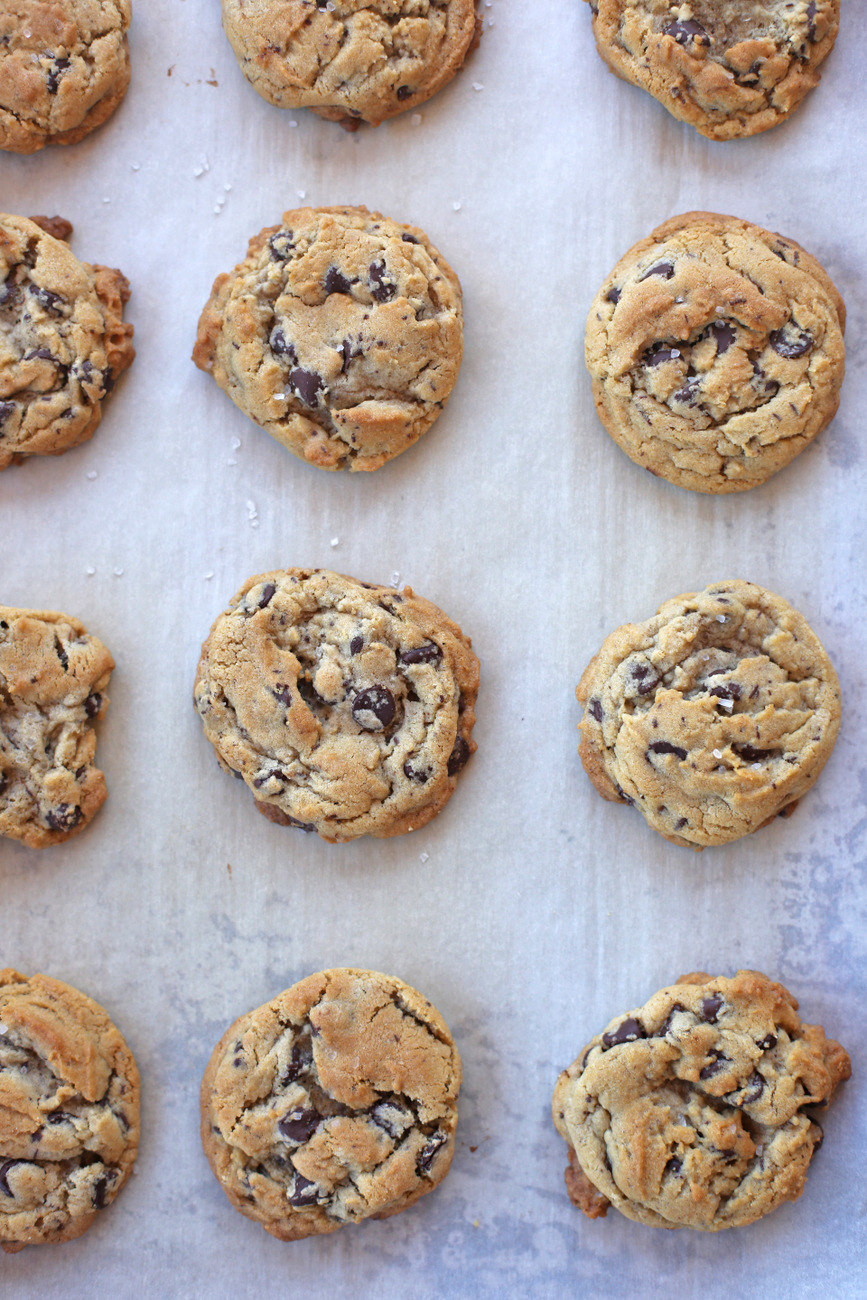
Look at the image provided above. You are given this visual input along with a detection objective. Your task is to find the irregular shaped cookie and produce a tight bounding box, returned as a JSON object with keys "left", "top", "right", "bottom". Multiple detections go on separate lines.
{"left": 194, "top": 568, "right": 478, "bottom": 841}
{"left": 586, "top": 212, "right": 846, "bottom": 493}
{"left": 0, "top": 2, "right": 132, "bottom": 154}
{"left": 0, "top": 605, "right": 114, "bottom": 848}
{"left": 583, "top": 1, "right": 839, "bottom": 140}
{"left": 576, "top": 581, "right": 840, "bottom": 848}
{"left": 193, "top": 206, "right": 462, "bottom": 472}
{"left": 0, "top": 968, "right": 140, "bottom": 1253}
{"left": 553, "top": 970, "right": 850, "bottom": 1231}
{"left": 201, "top": 968, "right": 461, "bottom": 1240}
{"left": 221, "top": 0, "right": 480, "bottom": 128}
{"left": 0, "top": 213, "right": 135, "bottom": 469}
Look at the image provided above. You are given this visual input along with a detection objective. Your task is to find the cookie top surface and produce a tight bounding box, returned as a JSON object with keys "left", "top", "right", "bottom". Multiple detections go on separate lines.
{"left": 0, "top": 604, "right": 114, "bottom": 848}
{"left": 0, "top": 214, "right": 135, "bottom": 469}
{"left": 586, "top": 212, "right": 845, "bottom": 494}
{"left": 576, "top": 580, "right": 841, "bottom": 848}
{"left": 194, "top": 568, "right": 478, "bottom": 841}
{"left": 586, "top": 1, "right": 839, "bottom": 140}
{"left": 0, "top": 2, "right": 131, "bottom": 153}
{"left": 192, "top": 205, "right": 463, "bottom": 472}
{"left": 201, "top": 968, "right": 462, "bottom": 1241}
{"left": 0, "top": 969, "right": 140, "bottom": 1253}
{"left": 553, "top": 970, "right": 850, "bottom": 1231}
{"left": 221, "top": 0, "right": 479, "bottom": 125}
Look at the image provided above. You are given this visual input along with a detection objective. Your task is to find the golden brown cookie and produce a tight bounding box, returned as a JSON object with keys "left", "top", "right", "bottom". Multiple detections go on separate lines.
{"left": 583, "top": 1, "right": 839, "bottom": 140}
{"left": 201, "top": 968, "right": 461, "bottom": 1240}
{"left": 194, "top": 568, "right": 478, "bottom": 841}
{"left": 0, "top": 2, "right": 132, "bottom": 154}
{"left": 0, "top": 969, "right": 140, "bottom": 1253}
{"left": 553, "top": 970, "right": 850, "bottom": 1230}
{"left": 585, "top": 212, "right": 845, "bottom": 493}
{"left": 576, "top": 580, "right": 841, "bottom": 848}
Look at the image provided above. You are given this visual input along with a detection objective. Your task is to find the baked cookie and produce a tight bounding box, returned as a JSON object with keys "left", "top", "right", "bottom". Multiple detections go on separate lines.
{"left": 221, "top": 0, "right": 480, "bottom": 128}
{"left": 553, "top": 969, "right": 850, "bottom": 1231}
{"left": 0, "top": 604, "right": 114, "bottom": 848}
{"left": 193, "top": 206, "right": 462, "bottom": 472}
{"left": 0, "top": 213, "right": 135, "bottom": 469}
{"left": 0, "top": 2, "right": 131, "bottom": 154}
{"left": 576, "top": 580, "right": 840, "bottom": 848}
{"left": 0, "top": 968, "right": 140, "bottom": 1253}
{"left": 194, "top": 568, "right": 478, "bottom": 841}
{"left": 586, "top": 212, "right": 846, "bottom": 493}
{"left": 201, "top": 968, "right": 461, "bottom": 1240}
{"left": 583, "top": 1, "right": 839, "bottom": 140}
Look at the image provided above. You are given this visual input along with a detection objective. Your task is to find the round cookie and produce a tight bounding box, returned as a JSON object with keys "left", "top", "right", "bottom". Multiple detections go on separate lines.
{"left": 201, "top": 968, "right": 462, "bottom": 1241}
{"left": 0, "top": 2, "right": 132, "bottom": 154}
{"left": 586, "top": 212, "right": 845, "bottom": 493}
{"left": 583, "top": 1, "right": 839, "bottom": 140}
{"left": 220, "top": 0, "right": 480, "bottom": 128}
{"left": 192, "top": 206, "right": 463, "bottom": 472}
{"left": 553, "top": 969, "right": 850, "bottom": 1231}
{"left": 576, "top": 580, "right": 840, "bottom": 849}
{"left": 194, "top": 568, "right": 478, "bottom": 841}
{"left": 0, "top": 968, "right": 140, "bottom": 1253}
{"left": 0, "top": 604, "right": 114, "bottom": 848}
{"left": 0, "top": 214, "right": 135, "bottom": 469}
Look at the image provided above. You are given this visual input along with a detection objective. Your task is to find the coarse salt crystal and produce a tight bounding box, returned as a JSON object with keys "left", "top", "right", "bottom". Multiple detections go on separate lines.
{"left": 717, "top": 698, "right": 734, "bottom": 712}
{"left": 204, "top": 572, "right": 214, "bottom": 580}
{"left": 391, "top": 571, "right": 400, "bottom": 587}
{"left": 716, "top": 614, "right": 726, "bottom": 623}
{"left": 131, "top": 163, "right": 140, "bottom": 172}
{"left": 419, "top": 852, "right": 429, "bottom": 864}
{"left": 452, "top": 200, "right": 462, "bottom": 212}
{"left": 113, "top": 567, "right": 124, "bottom": 577}
{"left": 712, "top": 749, "right": 723, "bottom": 759}
{"left": 86, "top": 566, "right": 95, "bottom": 576}
{"left": 411, "top": 113, "right": 422, "bottom": 125}
{"left": 86, "top": 470, "right": 98, "bottom": 480}
{"left": 752, "top": 762, "right": 762, "bottom": 770}
{"left": 231, "top": 437, "right": 241, "bottom": 449}
{"left": 297, "top": 189, "right": 306, "bottom": 199}
{"left": 330, "top": 537, "right": 339, "bottom": 547}
{"left": 472, "top": 83, "right": 484, "bottom": 91}
{"left": 0, "top": 1023, "right": 7, "bottom": 1034}
{"left": 289, "top": 120, "right": 298, "bottom": 128}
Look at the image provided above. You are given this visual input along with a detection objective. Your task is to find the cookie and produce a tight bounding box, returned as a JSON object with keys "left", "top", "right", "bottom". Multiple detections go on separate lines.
{"left": 194, "top": 568, "right": 478, "bottom": 841}
{"left": 221, "top": 0, "right": 480, "bottom": 128}
{"left": 0, "top": 969, "right": 140, "bottom": 1253}
{"left": 576, "top": 580, "right": 840, "bottom": 849}
{"left": 0, "top": 214, "right": 135, "bottom": 469}
{"left": 586, "top": 212, "right": 846, "bottom": 493}
{"left": 201, "top": 968, "right": 461, "bottom": 1241}
{"left": 583, "top": 1, "right": 839, "bottom": 140}
{"left": 0, "top": 605, "right": 114, "bottom": 848}
{"left": 193, "top": 206, "right": 463, "bottom": 472}
{"left": 0, "top": 2, "right": 131, "bottom": 154}
{"left": 553, "top": 969, "right": 850, "bottom": 1231}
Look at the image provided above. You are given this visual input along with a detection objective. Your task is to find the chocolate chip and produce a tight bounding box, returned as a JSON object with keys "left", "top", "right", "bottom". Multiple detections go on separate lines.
{"left": 0, "top": 1160, "right": 27, "bottom": 1198}
{"left": 658, "top": 1004, "right": 685, "bottom": 1037}
{"left": 54, "top": 636, "right": 68, "bottom": 671}
{"left": 709, "top": 683, "right": 741, "bottom": 701}
{"left": 664, "top": 1156, "right": 683, "bottom": 1176}
{"left": 285, "top": 815, "right": 316, "bottom": 833}
{"left": 278, "top": 1108, "right": 320, "bottom": 1144}
{"left": 46, "top": 57, "right": 70, "bottom": 94}
{"left": 401, "top": 234, "right": 419, "bottom": 244}
{"left": 0, "top": 282, "right": 17, "bottom": 307}
{"left": 700, "top": 994, "right": 723, "bottom": 1023}
{"left": 289, "top": 367, "right": 324, "bottom": 407}
{"left": 24, "top": 347, "right": 55, "bottom": 362}
{"left": 400, "top": 642, "right": 442, "bottom": 666}
{"left": 0, "top": 401, "right": 13, "bottom": 426}
{"left": 806, "top": 0, "right": 818, "bottom": 41}
{"left": 0, "top": 773, "right": 7, "bottom": 797}
{"left": 368, "top": 261, "right": 395, "bottom": 303}
{"left": 447, "top": 735, "right": 470, "bottom": 776}
{"left": 339, "top": 338, "right": 362, "bottom": 372}
{"left": 708, "top": 320, "right": 735, "bottom": 353}
{"left": 324, "top": 266, "right": 351, "bottom": 295}
{"left": 396, "top": 85, "right": 412, "bottom": 100}
{"left": 417, "top": 1131, "right": 447, "bottom": 1174}
{"left": 648, "top": 741, "right": 687, "bottom": 760}
{"left": 351, "top": 685, "right": 396, "bottom": 730}
{"left": 589, "top": 699, "right": 603, "bottom": 722}
{"left": 675, "top": 817, "right": 688, "bottom": 830}
{"left": 273, "top": 684, "right": 292, "bottom": 706}
{"left": 699, "top": 1050, "right": 728, "bottom": 1080}
{"left": 403, "top": 760, "right": 429, "bottom": 784}
{"left": 46, "top": 804, "right": 82, "bottom": 832}
{"left": 93, "top": 1174, "right": 109, "bottom": 1208}
{"left": 757, "top": 1033, "right": 777, "bottom": 1051}
{"left": 29, "top": 285, "right": 64, "bottom": 312}
{"left": 270, "top": 328, "right": 296, "bottom": 361}
{"left": 281, "top": 1041, "right": 313, "bottom": 1084}
{"left": 602, "top": 1018, "right": 645, "bottom": 1049}
{"left": 741, "top": 1072, "right": 765, "bottom": 1104}
{"left": 645, "top": 346, "right": 681, "bottom": 367}
{"left": 605, "top": 286, "right": 621, "bottom": 304}
{"left": 664, "top": 18, "right": 710, "bottom": 46}
{"left": 258, "top": 583, "right": 276, "bottom": 609}
{"left": 639, "top": 262, "right": 674, "bottom": 282}
{"left": 672, "top": 377, "right": 701, "bottom": 406}
{"left": 735, "top": 744, "right": 774, "bottom": 762}
{"left": 268, "top": 230, "right": 294, "bottom": 261}
{"left": 371, "top": 1100, "right": 409, "bottom": 1136}
{"left": 288, "top": 1173, "right": 319, "bottom": 1206}
{"left": 769, "top": 326, "right": 814, "bottom": 359}
{"left": 349, "top": 635, "right": 363, "bottom": 654}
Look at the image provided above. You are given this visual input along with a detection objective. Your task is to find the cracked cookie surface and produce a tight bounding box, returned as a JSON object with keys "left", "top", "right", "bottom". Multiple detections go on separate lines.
{"left": 0, "top": 2, "right": 131, "bottom": 154}
{"left": 0, "top": 213, "right": 134, "bottom": 469}
{"left": 221, "top": 0, "right": 479, "bottom": 127}
{"left": 194, "top": 568, "right": 478, "bottom": 841}
{"left": 586, "top": 212, "right": 845, "bottom": 493}
{"left": 553, "top": 970, "right": 850, "bottom": 1231}
{"left": 584, "top": 1, "right": 839, "bottom": 140}
{"left": 201, "top": 968, "right": 461, "bottom": 1240}
{"left": 192, "top": 205, "right": 462, "bottom": 472}
{"left": 576, "top": 581, "right": 840, "bottom": 848}
{"left": 0, "top": 605, "right": 114, "bottom": 848}
{"left": 0, "top": 968, "right": 140, "bottom": 1253}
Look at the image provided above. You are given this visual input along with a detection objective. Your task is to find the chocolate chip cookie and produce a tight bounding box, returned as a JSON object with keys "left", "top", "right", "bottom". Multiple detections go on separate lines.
{"left": 201, "top": 968, "right": 461, "bottom": 1241}
{"left": 0, "top": 2, "right": 132, "bottom": 154}
{"left": 553, "top": 969, "right": 850, "bottom": 1231}
{"left": 221, "top": 1, "right": 480, "bottom": 128}
{"left": 193, "top": 206, "right": 462, "bottom": 472}
{"left": 0, "top": 968, "right": 140, "bottom": 1253}
{"left": 583, "top": 2, "right": 839, "bottom": 140}
{"left": 194, "top": 568, "right": 478, "bottom": 841}
{"left": 576, "top": 580, "right": 840, "bottom": 848}
{"left": 0, "top": 214, "right": 135, "bottom": 469}
{"left": 0, "top": 605, "right": 114, "bottom": 848}
{"left": 586, "top": 212, "right": 846, "bottom": 493}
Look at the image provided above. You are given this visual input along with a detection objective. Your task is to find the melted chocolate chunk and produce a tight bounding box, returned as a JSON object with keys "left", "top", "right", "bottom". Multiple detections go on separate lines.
{"left": 648, "top": 741, "right": 687, "bottom": 760}
{"left": 258, "top": 583, "right": 276, "bottom": 609}
{"left": 351, "top": 685, "right": 396, "bottom": 731}
{"left": 664, "top": 1156, "right": 683, "bottom": 1176}
{"left": 270, "top": 328, "right": 296, "bottom": 361}
{"left": 273, "top": 684, "right": 293, "bottom": 706}
{"left": 288, "top": 1173, "right": 319, "bottom": 1206}
{"left": 658, "top": 1003, "right": 685, "bottom": 1037}
{"left": 268, "top": 230, "right": 294, "bottom": 261}
{"left": 285, "top": 815, "right": 316, "bottom": 833}
{"left": 349, "top": 635, "right": 363, "bottom": 654}
{"left": 709, "top": 683, "right": 742, "bottom": 701}
{"left": 672, "top": 377, "right": 701, "bottom": 406}
{"left": 699, "top": 1050, "right": 728, "bottom": 1080}
{"left": 400, "top": 642, "right": 442, "bottom": 666}
{"left": 645, "top": 346, "right": 681, "bottom": 367}
{"left": 93, "top": 1174, "right": 109, "bottom": 1208}
{"left": 602, "top": 1018, "right": 645, "bottom": 1049}
{"left": 605, "top": 286, "right": 621, "bottom": 305}
{"left": 54, "top": 636, "right": 68, "bottom": 671}
{"left": 0, "top": 1159, "right": 27, "bottom": 1198}
{"left": 757, "top": 1033, "right": 777, "bottom": 1051}
{"left": 45, "top": 804, "right": 82, "bottom": 832}
{"left": 278, "top": 1108, "right": 321, "bottom": 1144}
{"left": 403, "top": 760, "right": 429, "bottom": 784}
{"left": 401, "top": 234, "right": 419, "bottom": 244}
{"left": 700, "top": 994, "right": 723, "bottom": 1023}
{"left": 639, "top": 262, "right": 675, "bottom": 282}
{"left": 289, "top": 368, "right": 324, "bottom": 407}
{"left": 24, "top": 347, "right": 55, "bottom": 362}
{"left": 396, "top": 85, "right": 412, "bottom": 100}
{"left": 664, "top": 18, "right": 710, "bottom": 46}
{"left": 735, "top": 744, "right": 775, "bottom": 762}
{"left": 446, "top": 735, "right": 470, "bottom": 777}
{"left": 371, "top": 1100, "right": 409, "bottom": 1137}
{"left": 46, "top": 57, "right": 70, "bottom": 94}
{"left": 741, "top": 1072, "right": 765, "bottom": 1105}
{"left": 588, "top": 698, "right": 603, "bottom": 722}
{"left": 806, "top": 1, "right": 818, "bottom": 42}
{"left": 769, "top": 326, "right": 813, "bottom": 359}
{"left": 0, "top": 401, "right": 14, "bottom": 426}
{"left": 708, "top": 320, "right": 735, "bottom": 353}
{"left": 324, "top": 266, "right": 351, "bottom": 296}
{"left": 280, "top": 1041, "right": 313, "bottom": 1084}
{"left": 416, "top": 1131, "right": 447, "bottom": 1174}
{"left": 368, "top": 261, "right": 395, "bottom": 303}
{"left": 339, "top": 338, "right": 362, "bottom": 372}
{"left": 29, "top": 285, "right": 64, "bottom": 313}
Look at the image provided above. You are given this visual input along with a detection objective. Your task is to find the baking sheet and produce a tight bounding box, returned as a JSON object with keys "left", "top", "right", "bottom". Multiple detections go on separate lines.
{"left": 2, "top": 2, "right": 865, "bottom": 1295}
